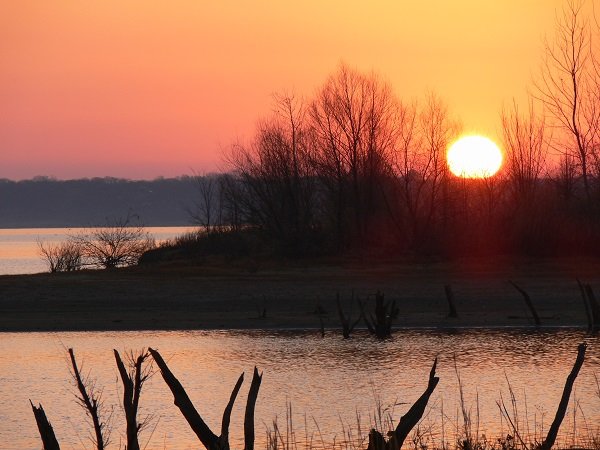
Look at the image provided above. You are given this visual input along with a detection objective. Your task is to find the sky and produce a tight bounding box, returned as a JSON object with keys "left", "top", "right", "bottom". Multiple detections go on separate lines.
{"left": 0, "top": 1, "right": 578, "bottom": 180}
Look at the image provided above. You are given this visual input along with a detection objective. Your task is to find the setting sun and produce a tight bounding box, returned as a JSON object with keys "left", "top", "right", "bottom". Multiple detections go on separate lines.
{"left": 447, "top": 135, "right": 503, "bottom": 178}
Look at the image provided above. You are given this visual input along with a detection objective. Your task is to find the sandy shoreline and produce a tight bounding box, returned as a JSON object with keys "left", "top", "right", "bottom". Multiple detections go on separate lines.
{"left": 1, "top": 257, "right": 599, "bottom": 332}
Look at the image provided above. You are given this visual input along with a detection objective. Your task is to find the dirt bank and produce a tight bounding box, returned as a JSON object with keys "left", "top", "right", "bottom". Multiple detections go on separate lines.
{"left": 1, "top": 257, "right": 598, "bottom": 332}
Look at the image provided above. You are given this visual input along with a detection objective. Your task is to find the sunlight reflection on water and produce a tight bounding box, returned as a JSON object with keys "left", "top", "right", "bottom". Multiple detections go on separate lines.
{"left": 0, "top": 329, "right": 598, "bottom": 449}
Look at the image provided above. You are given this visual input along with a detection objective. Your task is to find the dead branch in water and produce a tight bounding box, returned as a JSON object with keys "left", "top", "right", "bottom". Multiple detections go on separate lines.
{"left": 540, "top": 342, "right": 587, "bottom": 450}
{"left": 244, "top": 366, "right": 263, "bottom": 450}
{"left": 68, "top": 348, "right": 108, "bottom": 450}
{"left": 509, "top": 281, "right": 541, "bottom": 327}
{"left": 362, "top": 291, "right": 396, "bottom": 339}
{"left": 336, "top": 292, "right": 362, "bottom": 338}
{"left": 367, "top": 358, "right": 439, "bottom": 450}
{"left": 113, "top": 349, "right": 151, "bottom": 450}
{"left": 30, "top": 401, "right": 61, "bottom": 450}
{"left": 149, "top": 347, "right": 262, "bottom": 450}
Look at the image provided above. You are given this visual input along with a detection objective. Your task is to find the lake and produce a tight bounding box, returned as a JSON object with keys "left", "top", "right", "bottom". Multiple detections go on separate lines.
{"left": 1, "top": 329, "right": 598, "bottom": 449}
{"left": 0, "top": 227, "right": 194, "bottom": 275}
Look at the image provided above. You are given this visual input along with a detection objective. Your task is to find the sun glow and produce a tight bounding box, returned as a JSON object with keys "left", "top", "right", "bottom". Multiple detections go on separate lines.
{"left": 447, "top": 135, "right": 503, "bottom": 178}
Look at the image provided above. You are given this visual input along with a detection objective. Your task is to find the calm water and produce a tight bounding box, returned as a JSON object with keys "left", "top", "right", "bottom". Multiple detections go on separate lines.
{"left": 0, "top": 227, "right": 194, "bottom": 275}
{"left": 0, "top": 330, "right": 598, "bottom": 449}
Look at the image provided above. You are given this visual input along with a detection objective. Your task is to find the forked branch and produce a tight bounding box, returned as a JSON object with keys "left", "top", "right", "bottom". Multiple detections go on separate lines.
{"left": 114, "top": 349, "right": 150, "bottom": 450}
{"left": 149, "top": 347, "right": 262, "bottom": 450}
{"left": 68, "top": 348, "right": 107, "bottom": 450}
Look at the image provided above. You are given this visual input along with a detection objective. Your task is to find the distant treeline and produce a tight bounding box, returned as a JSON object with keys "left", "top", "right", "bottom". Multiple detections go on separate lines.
{"left": 0, "top": 176, "right": 200, "bottom": 228}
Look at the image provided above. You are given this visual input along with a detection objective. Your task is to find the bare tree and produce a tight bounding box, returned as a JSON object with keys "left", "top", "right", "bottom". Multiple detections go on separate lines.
{"left": 228, "top": 94, "right": 318, "bottom": 252}
{"left": 189, "top": 173, "right": 223, "bottom": 234}
{"left": 554, "top": 153, "right": 578, "bottom": 201}
{"left": 37, "top": 240, "right": 82, "bottom": 273}
{"left": 501, "top": 100, "right": 549, "bottom": 206}
{"left": 309, "top": 63, "right": 399, "bottom": 246}
{"left": 70, "top": 214, "right": 155, "bottom": 269}
{"left": 499, "top": 100, "right": 552, "bottom": 252}
{"left": 536, "top": 0, "right": 600, "bottom": 205}
{"left": 389, "top": 93, "right": 459, "bottom": 250}
{"left": 213, "top": 173, "right": 243, "bottom": 232}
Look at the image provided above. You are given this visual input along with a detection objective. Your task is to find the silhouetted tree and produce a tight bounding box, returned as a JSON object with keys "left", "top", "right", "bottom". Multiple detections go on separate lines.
{"left": 536, "top": 0, "right": 600, "bottom": 206}
{"left": 389, "top": 93, "right": 459, "bottom": 251}
{"left": 70, "top": 214, "right": 155, "bottom": 269}
{"left": 218, "top": 173, "right": 245, "bottom": 232}
{"left": 189, "top": 173, "right": 223, "bottom": 233}
{"left": 310, "top": 63, "right": 398, "bottom": 247}
{"left": 501, "top": 100, "right": 549, "bottom": 207}
{"left": 37, "top": 240, "right": 82, "bottom": 272}
{"left": 500, "top": 100, "right": 552, "bottom": 252}
{"left": 228, "top": 94, "right": 319, "bottom": 253}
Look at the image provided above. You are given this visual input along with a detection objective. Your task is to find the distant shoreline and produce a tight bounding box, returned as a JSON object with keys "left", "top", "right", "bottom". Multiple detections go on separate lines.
{"left": 1, "top": 257, "right": 598, "bottom": 333}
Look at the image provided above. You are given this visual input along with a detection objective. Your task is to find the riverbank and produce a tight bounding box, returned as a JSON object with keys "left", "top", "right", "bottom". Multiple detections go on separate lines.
{"left": 1, "top": 257, "right": 599, "bottom": 332}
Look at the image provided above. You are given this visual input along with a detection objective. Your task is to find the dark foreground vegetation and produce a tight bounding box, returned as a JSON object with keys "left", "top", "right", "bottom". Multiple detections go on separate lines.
{"left": 30, "top": 343, "right": 595, "bottom": 450}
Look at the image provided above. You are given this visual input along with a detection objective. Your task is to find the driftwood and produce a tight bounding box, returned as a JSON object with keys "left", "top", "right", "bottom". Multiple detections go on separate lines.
{"left": 336, "top": 293, "right": 362, "bottom": 338}
{"left": 444, "top": 284, "right": 458, "bottom": 318}
{"left": 149, "top": 347, "right": 262, "bottom": 450}
{"left": 539, "top": 342, "right": 587, "bottom": 450}
{"left": 367, "top": 358, "right": 440, "bottom": 450}
{"left": 30, "top": 401, "right": 60, "bottom": 450}
{"left": 114, "top": 349, "right": 150, "bottom": 450}
{"left": 509, "top": 281, "right": 541, "bottom": 327}
{"left": 68, "top": 348, "right": 107, "bottom": 450}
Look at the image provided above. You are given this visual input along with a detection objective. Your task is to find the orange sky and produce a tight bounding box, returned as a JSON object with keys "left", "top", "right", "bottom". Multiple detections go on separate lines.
{"left": 0, "top": 1, "right": 577, "bottom": 179}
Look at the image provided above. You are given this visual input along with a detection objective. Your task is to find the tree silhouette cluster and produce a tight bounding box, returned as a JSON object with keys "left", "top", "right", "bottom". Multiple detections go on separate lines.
{"left": 39, "top": 214, "right": 155, "bottom": 272}
{"left": 175, "top": 3, "right": 600, "bottom": 260}
{"left": 184, "top": 69, "right": 600, "bottom": 259}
